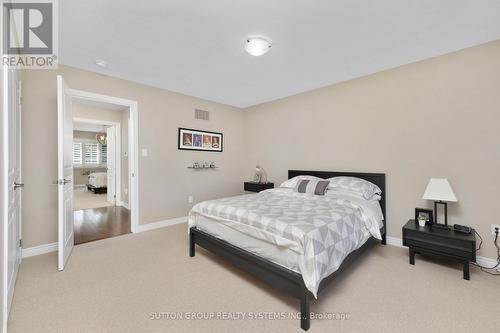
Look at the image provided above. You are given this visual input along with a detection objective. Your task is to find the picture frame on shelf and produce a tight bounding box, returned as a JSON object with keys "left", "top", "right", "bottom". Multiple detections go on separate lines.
{"left": 415, "top": 207, "right": 433, "bottom": 226}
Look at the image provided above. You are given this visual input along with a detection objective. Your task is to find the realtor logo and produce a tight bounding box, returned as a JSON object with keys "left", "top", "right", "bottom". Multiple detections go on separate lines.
{"left": 1, "top": 0, "right": 58, "bottom": 68}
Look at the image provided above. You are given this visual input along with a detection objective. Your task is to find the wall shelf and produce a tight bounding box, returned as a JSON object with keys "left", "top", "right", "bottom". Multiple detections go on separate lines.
{"left": 187, "top": 162, "right": 218, "bottom": 170}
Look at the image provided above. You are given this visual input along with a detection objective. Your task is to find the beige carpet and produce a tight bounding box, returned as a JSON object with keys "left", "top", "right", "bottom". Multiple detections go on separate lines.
{"left": 8, "top": 223, "right": 500, "bottom": 333}
{"left": 74, "top": 186, "right": 112, "bottom": 211}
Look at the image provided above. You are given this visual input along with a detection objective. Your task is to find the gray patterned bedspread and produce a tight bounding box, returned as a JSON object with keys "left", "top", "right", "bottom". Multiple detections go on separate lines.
{"left": 188, "top": 188, "right": 383, "bottom": 297}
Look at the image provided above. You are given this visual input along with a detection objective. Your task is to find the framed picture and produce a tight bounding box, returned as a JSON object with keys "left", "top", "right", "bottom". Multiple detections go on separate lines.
{"left": 178, "top": 128, "right": 223, "bottom": 152}
{"left": 415, "top": 208, "right": 433, "bottom": 225}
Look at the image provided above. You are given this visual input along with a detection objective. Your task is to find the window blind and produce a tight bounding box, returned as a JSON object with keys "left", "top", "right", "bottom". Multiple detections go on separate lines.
{"left": 101, "top": 144, "right": 107, "bottom": 164}
{"left": 73, "top": 142, "right": 82, "bottom": 165}
{"left": 84, "top": 142, "right": 100, "bottom": 165}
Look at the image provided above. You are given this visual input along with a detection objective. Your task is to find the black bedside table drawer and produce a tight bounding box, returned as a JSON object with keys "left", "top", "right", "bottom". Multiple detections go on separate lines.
{"left": 404, "top": 237, "right": 474, "bottom": 260}
{"left": 404, "top": 229, "right": 475, "bottom": 259}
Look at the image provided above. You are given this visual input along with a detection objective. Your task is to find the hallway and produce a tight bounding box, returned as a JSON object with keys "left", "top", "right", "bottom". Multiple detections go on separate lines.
{"left": 74, "top": 206, "right": 131, "bottom": 245}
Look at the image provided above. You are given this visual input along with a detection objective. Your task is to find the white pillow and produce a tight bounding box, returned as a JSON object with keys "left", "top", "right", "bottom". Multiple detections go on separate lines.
{"left": 326, "top": 188, "right": 381, "bottom": 201}
{"left": 280, "top": 175, "right": 322, "bottom": 188}
{"left": 327, "top": 176, "right": 381, "bottom": 200}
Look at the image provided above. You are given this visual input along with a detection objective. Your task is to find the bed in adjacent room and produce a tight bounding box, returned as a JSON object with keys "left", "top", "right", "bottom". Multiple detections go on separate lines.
{"left": 86, "top": 172, "right": 107, "bottom": 194}
{"left": 188, "top": 170, "right": 386, "bottom": 330}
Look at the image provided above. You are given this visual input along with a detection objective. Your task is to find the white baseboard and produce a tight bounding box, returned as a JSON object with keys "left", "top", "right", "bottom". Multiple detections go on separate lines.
{"left": 386, "top": 236, "right": 403, "bottom": 248}
{"left": 119, "top": 201, "right": 130, "bottom": 209}
{"left": 21, "top": 217, "right": 187, "bottom": 258}
{"left": 385, "top": 236, "right": 497, "bottom": 268}
{"left": 476, "top": 256, "right": 499, "bottom": 268}
{"left": 135, "top": 216, "right": 187, "bottom": 233}
{"left": 22, "top": 242, "right": 58, "bottom": 258}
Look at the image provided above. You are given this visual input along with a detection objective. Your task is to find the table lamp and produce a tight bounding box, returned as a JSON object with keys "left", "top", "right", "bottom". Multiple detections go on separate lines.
{"left": 422, "top": 178, "right": 458, "bottom": 230}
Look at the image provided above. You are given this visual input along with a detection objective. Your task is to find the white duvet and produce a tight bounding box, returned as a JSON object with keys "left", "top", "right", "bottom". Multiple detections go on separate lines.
{"left": 189, "top": 188, "right": 383, "bottom": 297}
{"left": 88, "top": 172, "right": 107, "bottom": 187}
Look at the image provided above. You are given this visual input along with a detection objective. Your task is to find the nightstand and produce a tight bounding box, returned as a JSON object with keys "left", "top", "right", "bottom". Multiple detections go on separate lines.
{"left": 402, "top": 220, "right": 476, "bottom": 280}
{"left": 244, "top": 182, "right": 274, "bottom": 193}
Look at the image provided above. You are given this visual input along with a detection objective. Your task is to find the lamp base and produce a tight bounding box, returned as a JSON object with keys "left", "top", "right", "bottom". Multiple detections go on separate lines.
{"left": 434, "top": 201, "right": 448, "bottom": 227}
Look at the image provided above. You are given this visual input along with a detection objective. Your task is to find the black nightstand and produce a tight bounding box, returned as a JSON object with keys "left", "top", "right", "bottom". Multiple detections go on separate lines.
{"left": 402, "top": 220, "right": 476, "bottom": 280}
{"left": 244, "top": 182, "right": 274, "bottom": 193}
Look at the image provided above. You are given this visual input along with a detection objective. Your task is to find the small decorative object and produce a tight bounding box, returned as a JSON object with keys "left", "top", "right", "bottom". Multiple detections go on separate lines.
{"left": 253, "top": 165, "right": 268, "bottom": 184}
{"left": 178, "top": 128, "right": 223, "bottom": 152}
{"left": 422, "top": 178, "right": 458, "bottom": 230}
{"left": 187, "top": 161, "right": 218, "bottom": 170}
{"left": 415, "top": 208, "right": 433, "bottom": 226}
{"left": 96, "top": 132, "right": 107, "bottom": 145}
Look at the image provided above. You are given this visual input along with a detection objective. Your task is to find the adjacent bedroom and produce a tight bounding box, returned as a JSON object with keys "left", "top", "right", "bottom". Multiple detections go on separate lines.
{"left": 71, "top": 98, "right": 132, "bottom": 245}
{"left": 1, "top": 1, "right": 500, "bottom": 333}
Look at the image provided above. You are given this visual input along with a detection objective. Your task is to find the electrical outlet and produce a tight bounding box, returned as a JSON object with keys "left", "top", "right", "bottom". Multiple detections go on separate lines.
{"left": 491, "top": 224, "right": 500, "bottom": 236}
{"left": 188, "top": 196, "right": 194, "bottom": 204}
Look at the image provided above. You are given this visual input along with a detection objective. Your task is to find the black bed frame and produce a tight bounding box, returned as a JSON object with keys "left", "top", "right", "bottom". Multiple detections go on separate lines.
{"left": 87, "top": 184, "right": 107, "bottom": 194}
{"left": 189, "top": 170, "right": 386, "bottom": 330}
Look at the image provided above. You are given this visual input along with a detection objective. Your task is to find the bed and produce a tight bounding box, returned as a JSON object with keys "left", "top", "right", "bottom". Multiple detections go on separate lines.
{"left": 188, "top": 170, "right": 386, "bottom": 330}
{"left": 86, "top": 172, "right": 107, "bottom": 194}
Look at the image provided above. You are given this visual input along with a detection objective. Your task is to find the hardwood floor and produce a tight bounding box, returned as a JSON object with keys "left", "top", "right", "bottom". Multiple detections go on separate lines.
{"left": 74, "top": 206, "right": 131, "bottom": 245}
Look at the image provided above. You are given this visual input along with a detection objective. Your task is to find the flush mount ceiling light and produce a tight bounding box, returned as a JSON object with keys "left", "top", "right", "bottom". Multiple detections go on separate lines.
{"left": 245, "top": 36, "right": 272, "bottom": 56}
{"left": 95, "top": 59, "right": 108, "bottom": 68}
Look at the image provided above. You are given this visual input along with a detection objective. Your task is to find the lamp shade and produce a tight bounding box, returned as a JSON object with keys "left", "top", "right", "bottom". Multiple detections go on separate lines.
{"left": 422, "top": 178, "right": 458, "bottom": 202}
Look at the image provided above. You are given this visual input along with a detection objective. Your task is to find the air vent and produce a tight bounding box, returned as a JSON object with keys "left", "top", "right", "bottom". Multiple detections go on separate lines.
{"left": 195, "top": 109, "right": 210, "bottom": 121}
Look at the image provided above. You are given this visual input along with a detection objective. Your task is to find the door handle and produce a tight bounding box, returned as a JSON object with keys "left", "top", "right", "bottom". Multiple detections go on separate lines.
{"left": 53, "top": 179, "right": 72, "bottom": 185}
{"left": 14, "top": 182, "right": 24, "bottom": 190}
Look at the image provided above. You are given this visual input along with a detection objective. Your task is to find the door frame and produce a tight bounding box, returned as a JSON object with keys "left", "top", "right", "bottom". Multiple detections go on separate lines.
{"left": 73, "top": 117, "right": 121, "bottom": 206}
{"left": 69, "top": 89, "right": 139, "bottom": 233}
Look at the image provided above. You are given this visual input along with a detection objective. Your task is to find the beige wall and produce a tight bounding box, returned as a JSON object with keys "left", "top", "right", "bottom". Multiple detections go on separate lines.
{"left": 21, "top": 40, "right": 500, "bottom": 259}
{"left": 22, "top": 65, "right": 245, "bottom": 248}
{"left": 243, "top": 40, "right": 500, "bottom": 259}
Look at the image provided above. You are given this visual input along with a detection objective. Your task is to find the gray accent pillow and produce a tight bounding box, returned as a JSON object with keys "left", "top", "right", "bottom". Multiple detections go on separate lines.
{"left": 295, "top": 179, "right": 330, "bottom": 195}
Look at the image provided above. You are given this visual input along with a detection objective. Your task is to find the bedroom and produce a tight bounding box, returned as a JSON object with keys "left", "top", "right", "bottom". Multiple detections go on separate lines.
{"left": 1, "top": 1, "right": 499, "bottom": 332}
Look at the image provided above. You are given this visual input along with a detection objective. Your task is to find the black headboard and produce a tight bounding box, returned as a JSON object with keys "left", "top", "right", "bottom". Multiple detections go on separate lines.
{"left": 288, "top": 170, "right": 386, "bottom": 234}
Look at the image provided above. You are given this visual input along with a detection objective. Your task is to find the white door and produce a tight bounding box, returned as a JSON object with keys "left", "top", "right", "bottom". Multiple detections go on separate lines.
{"left": 57, "top": 75, "right": 74, "bottom": 271}
{"left": 106, "top": 126, "right": 116, "bottom": 205}
{"left": 2, "top": 68, "right": 22, "bottom": 327}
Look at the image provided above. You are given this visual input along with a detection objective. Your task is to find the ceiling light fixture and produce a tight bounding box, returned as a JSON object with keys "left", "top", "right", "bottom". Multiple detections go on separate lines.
{"left": 245, "top": 36, "right": 272, "bottom": 56}
{"left": 95, "top": 59, "right": 108, "bottom": 68}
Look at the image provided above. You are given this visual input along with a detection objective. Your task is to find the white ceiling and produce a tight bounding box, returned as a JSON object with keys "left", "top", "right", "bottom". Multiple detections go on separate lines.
{"left": 60, "top": 0, "right": 500, "bottom": 108}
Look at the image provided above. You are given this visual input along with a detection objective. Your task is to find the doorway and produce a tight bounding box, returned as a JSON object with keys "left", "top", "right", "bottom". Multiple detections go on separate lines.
{"left": 57, "top": 75, "right": 139, "bottom": 270}
{"left": 72, "top": 112, "right": 129, "bottom": 245}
